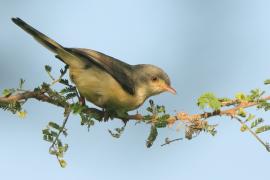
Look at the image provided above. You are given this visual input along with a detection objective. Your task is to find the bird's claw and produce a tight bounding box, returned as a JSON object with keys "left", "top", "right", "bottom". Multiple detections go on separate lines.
{"left": 79, "top": 96, "right": 85, "bottom": 106}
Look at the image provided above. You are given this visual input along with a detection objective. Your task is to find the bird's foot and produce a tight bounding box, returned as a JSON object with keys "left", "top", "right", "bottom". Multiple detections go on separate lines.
{"left": 102, "top": 109, "right": 115, "bottom": 122}
{"left": 116, "top": 112, "right": 130, "bottom": 125}
{"left": 79, "top": 96, "right": 85, "bottom": 106}
{"left": 101, "top": 110, "right": 129, "bottom": 124}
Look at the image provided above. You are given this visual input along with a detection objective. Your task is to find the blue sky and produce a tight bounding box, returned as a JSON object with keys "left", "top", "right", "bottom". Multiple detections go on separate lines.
{"left": 1, "top": 0, "right": 270, "bottom": 179}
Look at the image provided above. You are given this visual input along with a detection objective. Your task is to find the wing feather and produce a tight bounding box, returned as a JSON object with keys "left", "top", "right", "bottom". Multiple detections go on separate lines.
{"left": 65, "top": 48, "right": 136, "bottom": 95}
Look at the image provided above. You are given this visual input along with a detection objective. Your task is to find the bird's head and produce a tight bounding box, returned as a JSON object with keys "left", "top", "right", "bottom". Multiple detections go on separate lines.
{"left": 134, "top": 64, "right": 176, "bottom": 98}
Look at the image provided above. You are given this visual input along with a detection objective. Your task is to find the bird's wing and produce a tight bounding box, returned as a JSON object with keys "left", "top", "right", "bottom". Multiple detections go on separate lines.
{"left": 65, "top": 48, "right": 136, "bottom": 95}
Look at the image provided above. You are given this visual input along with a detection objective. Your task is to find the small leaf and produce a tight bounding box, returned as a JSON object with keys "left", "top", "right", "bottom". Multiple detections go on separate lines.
{"left": 264, "top": 79, "right": 270, "bottom": 85}
{"left": 240, "top": 124, "right": 248, "bottom": 132}
{"left": 206, "top": 125, "right": 217, "bottom": 136}
{"left": 65, "top": 92, "right": 77, "bottom": 99}
{"left": 157, "top": 105, "right": 166, "bottom": 113}
{"left": 42, "top": 128, "right": 51, "bottom": 136}
{"left": 59, "top": 159, "right": 67, "bottom": 168}
{"left": 251, "top": 118, "right": 264, "bottom": 129}
{"left": 247, "top": 89, "right": 264, "bottom": 102}
{"left": 146, "top": 107, "right": 153, "bottom": 113}
{"left": 2, "top": 89, "right": 14, "bottom": 97}
{"left": 63, "top": 144, "right": 69, "bottom": 152}
{"left": 43, "top": 135, "right": 54, "bottom": 143}
{"left": 197, "top": 93, "right": 221, "bottom": 111}
{"left": 59, "top": 79, "right": 69, "bottom": 86}
{"left": 45, "top": 65, "right": 52, "bottom": 72}
{"left": 146, "top": 126, "right": 158, "bottom": 148}
{"left": 246, "top": 114, "right": 255, "bottom": 122}
{"left": 235, "top": 92, "right": 247, "bottom": 101}
{"left": 108, "top": 126, "right": 125, "bottom": 139}
{"left": 149, "top": 100, "right": 154, "bottom": 107}
{"left": 237, "top": 108, "right": 246, "bottom": 118}
{"left": 256, "top": 126, "right": 270, "bottom": 134}
{"left": 48, "top": 122, "right": 61, "bottom": 130}
{"left": 49, "top": 148, "right": 57, "bottom": 155}
{"left": 19, "top": 78, "right": 25, "bottom": 89}
{"left": 17, "top": 110, "right": 27, "bottom": 119}
{"left": 50, "top": 130, "right": 58, "bottom": 137}
{"left": 71, "top": 103, "right": 86, "bottom": 114}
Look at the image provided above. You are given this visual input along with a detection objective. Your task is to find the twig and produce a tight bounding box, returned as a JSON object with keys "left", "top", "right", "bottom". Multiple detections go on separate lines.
{"left": 50, "top": 108, "right": 71, "bottom": 149}
{"left": 49, "top": 108, "right": 71, "bottom": 166}
{"left": 161, "top": 138, "right": 183, "bottom": 147}
{"left": 51, "top": 65, "right": 69, "bottom": 86}
{"left": 234, "top": 116, "right": 270, "bottom": 152}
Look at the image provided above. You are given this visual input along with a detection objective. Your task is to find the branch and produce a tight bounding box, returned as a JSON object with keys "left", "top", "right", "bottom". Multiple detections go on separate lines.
{"left": 1, "top": 65, "right": 270, "bottom": 167}
{"left": 161, "top": 138, "right": 183, "bottom": 147}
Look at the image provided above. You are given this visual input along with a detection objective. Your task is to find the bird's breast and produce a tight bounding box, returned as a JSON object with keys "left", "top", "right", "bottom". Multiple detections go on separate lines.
{"left": 69, "top": 66, "right": 146, "bottom": 111}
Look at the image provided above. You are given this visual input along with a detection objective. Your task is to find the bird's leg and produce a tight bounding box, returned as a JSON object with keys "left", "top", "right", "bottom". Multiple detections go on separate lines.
{"left": 102, "top": 109, "right": 113, "bottom": 122}
{"left": 115, "top": 111, "right": 130, "bottom": 125}
{"left": 79, "top": 94, "right": 85, "bottom": 106}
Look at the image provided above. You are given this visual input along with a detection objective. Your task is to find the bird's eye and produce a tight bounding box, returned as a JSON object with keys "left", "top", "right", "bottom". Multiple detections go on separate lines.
{"left": 151, "top": 76, "right": 158, "bottom": 82}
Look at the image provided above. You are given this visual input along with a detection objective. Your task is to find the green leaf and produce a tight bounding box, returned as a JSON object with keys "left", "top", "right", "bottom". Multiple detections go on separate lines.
{"left": 63, "top": 144, "right": 69, "bottom": 152}
{"left": 45, "top": 65, "right": 52, "bottom": 73}
{"left": 49, "top": 148, "right": 57, "bottom": 155}
{"left": 42, "top": 129, "right": 51, "bottom": 136}
{"left": 235, "top": 92, "right": 247, "bottom": 101}
{"left": 246, "top": 114, "right": 256, "bottom": 122}
{"left": 43, "top": 135, "right": 54, "bottom": 142}
{"left": 155, "top": 114, "right": 170, "bottom": 128}
{"left": 59, "top": 79, "right": 69, "bottom": 86}
{"left": 264, "top": 79, "right": 270, "bottom": 85}
{"left": 65, "top": 92, "right": 77, "bottom": 99}
{"left": 237, "top": 108, "right": 247, "bottom": 118}
{"left": 48, "top": 122, "right": 61, "bottom": 130}
{"left": 157, "top": 105, "right": 166, "bottom": 114}
{"left": 60, "top": 86, "right": 77, "bottom": 94}
{"left": 2, "top": 89, "right": 15, "bottom": 97}
{"left": 17, "top": 110, "right": 27, "bottom": 119}
{"left": 146, "top": 126, "right": 158, "bottom": 148}
{"left": 59, "top": 159, "right": 67, "bottom": 168}
{"left": 197, "top": 93, "right": 222, "bottom": 111}
{"left": 108, "top": 126, "right": 125, "bottom": 139}
{"left": 256, "top": 126, "right": 270, "bottom": 134}
{"left": 19, "top": 78, "right": 25, "bottom": 89}
{"left": 205, "top": 125, "right": 217, "bottom": 136}
{"left": 50, "top": 130, "right": 58, "bottom": 137}
{"left": 146, "top": 107, "right": 153, "bottom": 113}
{"left": 71, "top": 103, "right": 86, "bottom": 114}
{"left": 80, "top": 113, "right": 95, "bottom": 130}
{"left": 240, "top": 124, "right": 248, "bottom": 132}
{"left": 57, "top": 140, "right": 63, "bottom": 150}
{"left": 247, "top": 89, "right": 264, "bottom": 102}
{"left": 251, "top": 118, "right": 264, "bottom": 129}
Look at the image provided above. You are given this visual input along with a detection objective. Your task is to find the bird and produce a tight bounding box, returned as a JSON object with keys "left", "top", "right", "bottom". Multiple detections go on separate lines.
{"left": 11, "top": 17, "right": 176, "bottom": 118}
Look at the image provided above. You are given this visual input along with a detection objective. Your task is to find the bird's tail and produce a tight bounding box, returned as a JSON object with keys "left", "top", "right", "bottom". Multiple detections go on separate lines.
{"left": 11, "top": 17, "right": 84, "bottom": 68}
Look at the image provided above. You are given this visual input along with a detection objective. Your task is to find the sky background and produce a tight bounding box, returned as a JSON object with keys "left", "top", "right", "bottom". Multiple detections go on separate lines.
{"left": 0, "top": 0, "right": 270, "bottom": 179}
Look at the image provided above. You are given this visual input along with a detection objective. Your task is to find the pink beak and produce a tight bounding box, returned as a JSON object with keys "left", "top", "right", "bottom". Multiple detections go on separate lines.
{"left": 164, "top": 85, "right": 177, "bottom": 95}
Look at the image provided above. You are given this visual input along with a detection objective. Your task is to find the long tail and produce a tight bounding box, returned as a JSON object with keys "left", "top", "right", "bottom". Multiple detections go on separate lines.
{"left": 11, "top": 17, "right": 83, "bottom": 68}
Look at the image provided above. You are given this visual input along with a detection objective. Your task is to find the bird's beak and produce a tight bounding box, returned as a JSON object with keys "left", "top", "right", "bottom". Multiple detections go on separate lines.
{"left": 163, "top": 84, "right": 177, "bottom": 95}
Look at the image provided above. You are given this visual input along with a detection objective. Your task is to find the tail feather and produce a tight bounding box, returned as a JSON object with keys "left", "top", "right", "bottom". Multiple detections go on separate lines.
{"left": 11, "top": 17, "right": 84, "bottom": 68}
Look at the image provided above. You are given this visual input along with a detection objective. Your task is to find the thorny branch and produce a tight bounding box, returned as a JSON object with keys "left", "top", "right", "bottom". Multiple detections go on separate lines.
{"left": 1, "top": 89, "right": 270, "bottom": 122}
{"left": 1, "top": 86, "right": 270, "bottom": 147}
{"left": 1, "top": 65, "right": 270, "bottom": 167}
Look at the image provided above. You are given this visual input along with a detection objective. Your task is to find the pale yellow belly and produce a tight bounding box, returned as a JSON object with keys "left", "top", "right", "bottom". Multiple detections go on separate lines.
{"left": 69, "top": 66, "right": 145, "bottom": 112}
